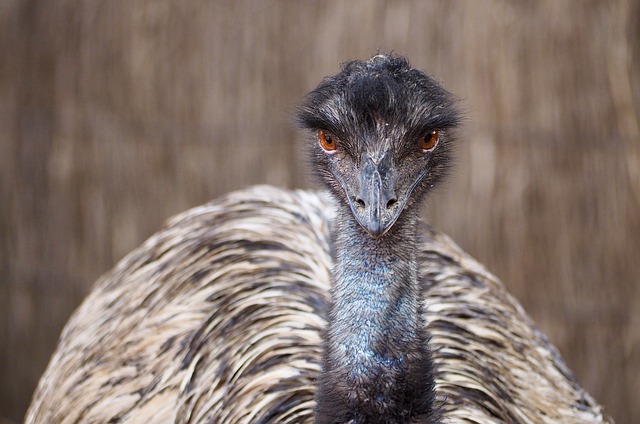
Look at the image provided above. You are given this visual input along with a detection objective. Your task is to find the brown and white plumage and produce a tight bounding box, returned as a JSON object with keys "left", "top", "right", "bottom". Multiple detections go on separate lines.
{"left": 27, "top": 186, "right": 609, "bottom": 423}
{"left": 28, "top": 55, "right": 611, "bottom": 423}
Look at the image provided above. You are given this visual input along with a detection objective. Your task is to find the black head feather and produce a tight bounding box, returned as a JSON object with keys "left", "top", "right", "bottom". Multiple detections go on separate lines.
{"left": 297, "top": 54, "right": 459, "bottom": 144}
{"left": 297, "top": 54, "right": 461, "bottom": 237}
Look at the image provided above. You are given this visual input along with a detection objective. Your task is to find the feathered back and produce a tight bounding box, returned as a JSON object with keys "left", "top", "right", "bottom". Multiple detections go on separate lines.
{"left": 26, "top": 186, "right": 610, "bottom": 423}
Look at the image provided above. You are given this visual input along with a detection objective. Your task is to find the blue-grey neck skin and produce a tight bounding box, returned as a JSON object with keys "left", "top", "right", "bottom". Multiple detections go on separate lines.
{"left": 330, "top": 213, "right": 420, "bottom": 377}
{"left": 315, "top": 207, "right": 439, "bottom": 424}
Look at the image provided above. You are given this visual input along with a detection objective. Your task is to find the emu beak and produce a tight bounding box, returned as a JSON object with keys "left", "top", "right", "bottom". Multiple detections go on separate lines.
{"left": 349, "top": 153, "right": 401, "bottom": 238}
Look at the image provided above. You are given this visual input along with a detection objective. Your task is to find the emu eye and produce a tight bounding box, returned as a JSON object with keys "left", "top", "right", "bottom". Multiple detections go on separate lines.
{"left": 318, "top": 130, "right": 336, "bottom": 152}
{"left": 419, "top": 130, "right": 439, "bottom": 152}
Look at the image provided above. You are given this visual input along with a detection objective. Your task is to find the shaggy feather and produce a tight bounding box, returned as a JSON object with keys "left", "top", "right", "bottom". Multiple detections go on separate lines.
{"left": 27, "top": 54, "right": 610, "bottom": 423}
{"left": 26, "top": 186, "right": 610, "bottom": 423}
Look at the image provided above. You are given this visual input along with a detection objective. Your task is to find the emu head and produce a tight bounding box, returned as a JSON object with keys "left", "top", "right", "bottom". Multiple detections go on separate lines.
{"left": 297, "top": 54, "right": 461, "bottom": 237}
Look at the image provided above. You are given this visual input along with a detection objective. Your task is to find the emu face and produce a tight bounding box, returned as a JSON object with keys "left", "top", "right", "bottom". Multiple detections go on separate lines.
{"left": 297, "top": 55, "right": 460, "bottom": 237}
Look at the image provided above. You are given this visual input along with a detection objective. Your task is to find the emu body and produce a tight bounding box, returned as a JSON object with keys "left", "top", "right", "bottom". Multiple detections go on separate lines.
{"left": 26, "top": 55, "right": 610, "bottom": 423}
{"left": 26, "top": 187, "right": 609, "bottom": 423}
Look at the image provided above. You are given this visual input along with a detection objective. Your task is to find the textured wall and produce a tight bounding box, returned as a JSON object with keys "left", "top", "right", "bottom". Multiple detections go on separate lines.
{"left": 1, "top": 1, "right": 638, "bottom": 422}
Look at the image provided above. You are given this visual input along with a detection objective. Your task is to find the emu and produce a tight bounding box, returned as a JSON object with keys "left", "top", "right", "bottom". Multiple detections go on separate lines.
{"left": 26, "top": 55, "right": 610, "bottom": 423}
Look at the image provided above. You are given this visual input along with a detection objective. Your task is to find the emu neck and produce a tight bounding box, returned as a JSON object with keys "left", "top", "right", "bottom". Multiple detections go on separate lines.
{"left": 315, "top": 210, "right": 438, "bottom": 424}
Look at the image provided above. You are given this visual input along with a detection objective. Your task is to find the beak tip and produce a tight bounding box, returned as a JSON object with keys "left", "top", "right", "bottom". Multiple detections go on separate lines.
{"left": 362, "top": 219, "right": 387, "bottom": 238}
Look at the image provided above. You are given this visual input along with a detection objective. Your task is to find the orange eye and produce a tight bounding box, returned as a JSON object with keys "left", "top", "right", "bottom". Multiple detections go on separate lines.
{"left": 318, "top": 130, "right": 336, "bottom": 152}
{"left": 419, "top": 130, "right": 439, "bottom": 152}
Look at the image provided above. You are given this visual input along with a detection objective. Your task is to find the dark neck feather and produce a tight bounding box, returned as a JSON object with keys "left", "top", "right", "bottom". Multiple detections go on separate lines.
{"left": 315, "top": 207, "right": 439, "bottom": 424}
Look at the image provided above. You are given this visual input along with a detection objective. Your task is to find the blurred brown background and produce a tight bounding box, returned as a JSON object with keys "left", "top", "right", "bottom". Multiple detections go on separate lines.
{"left": 1, "top": 0, "right": 638, "bottom": 422}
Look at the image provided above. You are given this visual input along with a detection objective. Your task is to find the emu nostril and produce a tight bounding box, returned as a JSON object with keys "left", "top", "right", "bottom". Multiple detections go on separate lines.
{"left": 355, "top": 198, "right": 366, "bottom": 208}
{"left": 386, "top": 198, "right": 397, "bottom": 209}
